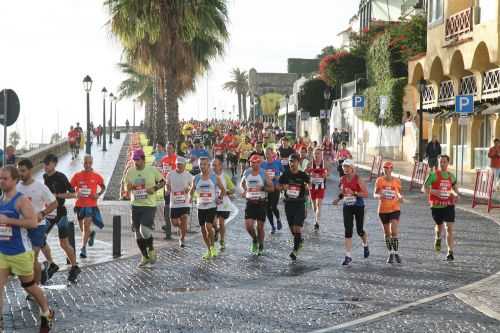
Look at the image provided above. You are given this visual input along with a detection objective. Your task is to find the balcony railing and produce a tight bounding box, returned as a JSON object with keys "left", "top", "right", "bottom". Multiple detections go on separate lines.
{"left": 459, "top": 75, "right": 477, "bottom": 96}
{"left": 445, "top": 7, "right": 473, "bottom": 41}
{"left": 422, "top": 84, "right": 436, "bottom": 109}
{"left": 483, "top": 68, "right": 500, "bottom": 99}
{"left": 438, "top": 80, "right": 455, "bottom": 106}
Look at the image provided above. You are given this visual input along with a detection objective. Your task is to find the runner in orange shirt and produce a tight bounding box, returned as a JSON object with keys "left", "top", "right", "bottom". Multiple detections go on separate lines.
{"left": 374, "top": 161, "right": 403, "bottom": 264}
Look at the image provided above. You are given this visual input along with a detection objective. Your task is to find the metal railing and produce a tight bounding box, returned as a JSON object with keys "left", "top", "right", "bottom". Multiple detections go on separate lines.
{"left": 422, "top": 84, "right": 436, "bottom": 109}
{"left": 459, "top": 75, "right": 478, "bottom": 96}
{"left": 438, "top": 80, "right": 455, "bottom": 106}
{"left": 483, "top": 68, "right": 500, "bottom": 99}
{"left": 445, "top": 7, "right": 473, "bottom": 41}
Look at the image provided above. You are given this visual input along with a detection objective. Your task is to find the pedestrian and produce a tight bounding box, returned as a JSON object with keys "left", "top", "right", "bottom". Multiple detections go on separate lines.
{"left": 279, "top": 154, "right": 310, "bottom": 261}
{"left": 374, "top": 161, "right": 403, "bottom": 264}
{"left": 488, "top": 138, "right": 500, "bottom": 189}
{"left": 424, "top": 155, "right": 459, "bottom": 261}
{"left": 426, "top": 137, "right": 441, "bottom": 170}
{"left": 336, "top": 142, "right": 352, "bottom": 177}
{"left": 278, "top": 136, "right": 295, "bottom": 173}
{"left": 125, "top": 149, "right": 165, "bottom": 267}
{"left": 340, "top": 128, "right": 349, "bottom": 145}
{"left": 332, "top": 128, "right": 340, "bottom": 151}
{"left": 160, "top": 143, "right": 177, "bottom": 239}
{"left": 333, "top": 159, "right": 370, "bottom": 266}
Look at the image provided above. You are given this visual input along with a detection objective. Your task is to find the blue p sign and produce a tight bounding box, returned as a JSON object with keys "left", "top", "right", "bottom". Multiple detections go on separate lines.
{"left": 352, "top": 95, "right": 365, "bottom": 108}
{"left": 455, "top": 95, "right": 473, "bottom": 114}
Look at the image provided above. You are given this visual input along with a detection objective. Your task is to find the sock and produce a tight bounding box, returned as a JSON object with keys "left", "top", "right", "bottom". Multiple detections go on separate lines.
{"left": 385, "top": 236, "right": 393, "bottom": 253}
{"left": 346, "top": 251, "right": 352, "bottom": 258}
{"left": 392, "top": 238, "right": 399, "bottom": 253}
{"left": 258, "top": 242, "right": 264, "bottom": 250}
{"left": 145, "top": 237, "right": 154, "bottom": 251}
{"left": 362, "top": 242, "right": 368, "bottom": 248}
{"left": 293, "top": 233, "right": 301, "bottom": 251}
{"left": 136, "top": 238, "right": 149, "bottom": 258}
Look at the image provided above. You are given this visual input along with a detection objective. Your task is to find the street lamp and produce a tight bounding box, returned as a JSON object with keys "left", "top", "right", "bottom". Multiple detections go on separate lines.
{"left": 82, "top": 75, "right": 93, "bottom": 155}
{"left": 109, "top": 93, "right": 114, "bottom": 144}
{"left": 323, "top": 88, "right": 331, "bottom": 139}
{"left": 114, "top": 96, "right": 117, "bottom": 131}
{"left": 101, "top": 87, "right": 107, "bottom": 152}
{"left": 284, "top": 94, "right": 290, "bottom": 132}
{"left": 132, "top": 98, "right": 136, "bottom": 129}
{"left": 417, "top": 79, "right": 427, "bottom": 162}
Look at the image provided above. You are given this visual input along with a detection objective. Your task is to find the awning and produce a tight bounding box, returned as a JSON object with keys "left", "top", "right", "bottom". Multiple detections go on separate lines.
{"left": 480, "top": 103, "right": 500, "bottom": 115}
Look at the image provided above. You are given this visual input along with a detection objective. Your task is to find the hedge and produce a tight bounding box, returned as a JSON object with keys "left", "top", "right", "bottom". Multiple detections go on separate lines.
{"left": 361, "top": 77, "right": 407, "bottom": 127}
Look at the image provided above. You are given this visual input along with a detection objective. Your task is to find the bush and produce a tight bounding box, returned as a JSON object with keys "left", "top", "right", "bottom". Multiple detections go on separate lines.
{"left": 298, "top": 78, "right": 328, "bottom": 117}
{"left": 362, "top": 77, "right": 407, "bottom": 126}
{"left": 319, "top": 51, "right": 365, "bottom": 87}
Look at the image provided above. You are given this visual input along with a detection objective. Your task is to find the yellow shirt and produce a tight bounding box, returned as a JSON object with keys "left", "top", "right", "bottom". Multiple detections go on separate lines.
{"left": 238, "top": 143, "right": 253, "bottom": 160}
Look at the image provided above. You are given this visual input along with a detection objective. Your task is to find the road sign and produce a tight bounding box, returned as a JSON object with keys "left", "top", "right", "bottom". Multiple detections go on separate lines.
{"left": 301, "top": 111, "right": 309, "bottom": 121}
{"left": 379, "top": 108, "right": 386, "bottom": 119}
{"left": 379, "top": 96, "right": 389, "bottom": 110}
{"left": 0, "top": 89, "right": 20, "bottom": 126}
{"left": 320, "top": 110, "right": 327, "bottom": 119}
{"left": 455, "top": 95, "right": 474, "bottom": 114}
{"left": 352, "top": 95, "right": 365, "bottom": 108}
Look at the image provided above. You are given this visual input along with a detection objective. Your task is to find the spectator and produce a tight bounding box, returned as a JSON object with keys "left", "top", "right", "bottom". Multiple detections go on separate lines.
{"left": 332, "top": 128, "right": 340, "bottom": 151}
{"left": 425, "top": 137, "right": 441, "bottom": 170}
{"left": 5, "top": 145, "right": 16, "bottom": 165}
{"left": 488, "top": 138, "right": 500, "bottom": 189}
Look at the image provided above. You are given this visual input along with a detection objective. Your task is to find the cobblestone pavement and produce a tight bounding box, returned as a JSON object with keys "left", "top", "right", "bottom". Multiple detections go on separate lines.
{"left": 4, "top": 171, "right": 500, "bottom": 332}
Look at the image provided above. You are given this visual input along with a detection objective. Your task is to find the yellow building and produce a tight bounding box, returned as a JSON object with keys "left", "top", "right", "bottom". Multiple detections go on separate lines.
{"left": 407, "top": 0, "right": 499, "bottom": 170}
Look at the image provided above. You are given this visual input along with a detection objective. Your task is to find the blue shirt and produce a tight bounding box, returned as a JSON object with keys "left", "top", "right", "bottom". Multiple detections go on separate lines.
{"left": 190, "top": 148, "right": 209, "bottom": 159}
{"left": 261, "top": 160, "right": 283, "bottom": 185}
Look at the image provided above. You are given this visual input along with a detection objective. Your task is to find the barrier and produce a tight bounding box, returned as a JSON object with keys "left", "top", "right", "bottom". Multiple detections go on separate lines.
{"left": 368, "top": 155, "right": 383, "bottom": 181}
{"left": 409, "top": 161, "right": 429, "bottom": 191}
{"left": 472, "top": 169, "right": 500, "bottom": 212}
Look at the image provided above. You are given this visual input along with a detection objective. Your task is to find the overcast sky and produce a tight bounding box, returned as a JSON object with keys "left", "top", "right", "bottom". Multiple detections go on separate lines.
{"left": 0, "top": 0, "right": 358, "bottom": 146}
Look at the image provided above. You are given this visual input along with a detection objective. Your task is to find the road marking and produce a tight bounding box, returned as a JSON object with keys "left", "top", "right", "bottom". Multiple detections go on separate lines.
{"left": 455, "top": 291, "right": 500, "bottom": 321}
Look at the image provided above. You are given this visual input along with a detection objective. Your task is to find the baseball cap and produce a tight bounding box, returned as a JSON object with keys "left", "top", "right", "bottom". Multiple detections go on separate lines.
{"left": 43, "top": 154, "right": 58, "bottom": 164}
{"left": 342, "top": 159, "right": 354, "bottom": 167}
{"left": 132, "top": 149, "right": 145, "bottom": 160}
{"left": 288, "top": 153, "right": 300, "bottom": 162}
{"left": 383, "top": 161, "right": 393, "bottom": 169}
{"left": 176, "top": 156, "right": 187, "bottom": 165}
{"left": 249, "top": 154, "right": 262, "bottom": 163}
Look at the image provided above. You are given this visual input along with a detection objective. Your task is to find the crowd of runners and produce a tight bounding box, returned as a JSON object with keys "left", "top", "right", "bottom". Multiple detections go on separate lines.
{"left": 0, "top": 119, "right": 460, "bottom": 332}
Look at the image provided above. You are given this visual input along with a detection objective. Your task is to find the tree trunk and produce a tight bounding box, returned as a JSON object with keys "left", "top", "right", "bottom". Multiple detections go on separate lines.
{"left": 155, "top": 76, "right": 167, "bottom": 145}
{"left": 237, "top": 92, "right": 242, "bottom": 122}
{"left": 145, "top": 102, "right": 154, "bottom": 143}
{"left": 242, "top": 92, "right": 248, "bottom": 121}
{"left": 165, "top": 77, "right": 179, "bottom": 144}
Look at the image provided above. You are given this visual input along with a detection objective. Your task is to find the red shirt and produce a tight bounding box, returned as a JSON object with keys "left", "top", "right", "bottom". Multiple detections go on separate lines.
{"left": 70, "top": 170, "right": 105, "bottom": 208}
{"left": 227, "top": 142, "right": 238, "bottom": 153}
{"left": 213, "top": 143, "right": 226, "bottom": 156}
{"left": 222, "top": 134, "right": 234, "bottom": 145}
{"left": 489, "top": 146, "right": 500, "bottom": 168}
{"left": 68, "top": 130, "right": 78, "bottom": 143}
{"left": 160, "top": 154, "right": 177, "bottom": 176}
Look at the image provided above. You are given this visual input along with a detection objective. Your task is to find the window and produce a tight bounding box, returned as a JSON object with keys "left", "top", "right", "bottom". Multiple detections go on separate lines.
{"left": 427, "top": 0, "right": 443, "bottom": 24}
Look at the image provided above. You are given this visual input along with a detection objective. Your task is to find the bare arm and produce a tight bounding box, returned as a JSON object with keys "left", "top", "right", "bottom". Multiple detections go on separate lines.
{"left": 0, "top": 196, "right": 37, "bottom": 229}
{"left": 39, "top": 200, "right": 58, "bottom": 221}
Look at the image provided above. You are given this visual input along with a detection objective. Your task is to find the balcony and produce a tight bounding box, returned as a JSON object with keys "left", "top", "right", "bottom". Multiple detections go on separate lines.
{"left": 445, "top": 7, "right": 473, "bottom": 41}
{"left": 438, "top": 80, "right": 455, "bottom": 106}
{"left": 483, "top": 68, "right": 500, "bottom": 99}
{"left": 459, "top": 75, "right": 477, "bottom": 96}
{"left": 422, "top": 84, "right": 436, "bottom": 109}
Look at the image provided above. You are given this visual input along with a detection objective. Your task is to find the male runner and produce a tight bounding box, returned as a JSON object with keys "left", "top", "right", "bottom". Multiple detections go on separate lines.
{"left": 190, "top": 157, "right": 225, "bottom": 259}
{"left": 17, "top": 159, "right": 58, "bottom": 286}
{"left": 374, "top": 161, "right": 403, "bottom": 264}
{"left": 42, "top": 154, "right": 81, "bottom": 282}
{"left": 279, "top": 154, "right": 310, "bottom": 261}
{"left": 307, "top": 148, "right": 328, "bottom": 230}
{"left": 213, "top": 137, "right": 226, "bottom": 163}
{"left": 0, "top": 166, "right": 54, "bottom": 332}
{"left": 240, "top": 154, "right": 274, "bottom": 255}
{"left": 190, "top": 140, "right": 209, "bottom": 175}
{"left": 70, "top": 155, "right": 105, "bottom": 259}
{"left": 226, "top": 139, "right": 239, "bottom": 177}
{"left": 261, "top": 147, "right": 283, "bottom": 233}
{"left": 238, "top": 136, "right": 253, "bottom": 177}
{"left": 424, "top": 155, "right": 459, "bottom": 261}
{"left": 213, "top": 157, "right": 235, "bottom": 251}
{"left": 336, "top": 142, "right": 352, "bottom": 177}
{"left": 125, "top": 149, "right": 165, "bottom": 267}
{"left": 278, "top": 136, "right": 295, "bottom": 172}
{"left": 68, "top": 126, "right": 79, "bottom": 160}
{"left": 160, "top": 143, "right": 177, "bottom": 239}
{"left": 166, "top": 157, "right": 192, "bottom": 248}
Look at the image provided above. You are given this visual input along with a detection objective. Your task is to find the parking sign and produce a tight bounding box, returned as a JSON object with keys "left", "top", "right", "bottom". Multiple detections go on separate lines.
{"left": 455, "top": 95, "right": 473, "bottom": 114}
{"left": 352, "top": 95, "right": 365, "bottom": 108}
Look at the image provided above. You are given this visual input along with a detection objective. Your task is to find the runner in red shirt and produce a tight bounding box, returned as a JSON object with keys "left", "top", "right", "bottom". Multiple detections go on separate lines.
{"left": 68, "top": 126, "right": 79, "bottom": 160}
{"left": 213, "top": 137, "right": 226, "bottom": 163}
{"left": 226, "top": 140, "right": 239, "bottom": 177}
{"left": 69, "top": 155, "right": 106, "bottom": 259}
{"left": 306, "top": 148, "right": 328, "bottom": 230}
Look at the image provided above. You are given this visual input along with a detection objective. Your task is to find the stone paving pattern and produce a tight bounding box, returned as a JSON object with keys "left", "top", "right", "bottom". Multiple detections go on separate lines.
{"left": 4, "top": 170, "right": 500, "bottom": 332}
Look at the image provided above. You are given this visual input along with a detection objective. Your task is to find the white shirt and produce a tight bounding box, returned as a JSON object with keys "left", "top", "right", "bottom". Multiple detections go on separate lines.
{"left": 17, "top": 180, "right": 56, "bottom": 224}
{"left": 167, "top": 170, "right": 193, "bottom": 208}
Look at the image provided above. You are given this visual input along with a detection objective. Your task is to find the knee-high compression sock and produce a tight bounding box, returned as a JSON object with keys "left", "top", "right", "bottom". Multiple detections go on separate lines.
{"left": 136, "top": 238, "right": 149, "bottom": 258}
{"left": 145, "top": 237, "right": 154, "bottom": 251}
{"left": 385, "top": 236, "right": 393, "bottom": 253}
{"left": 392, "top": 238, "right": 399, "bottom": 253}
{"left": 293, "top": 233, "right": 301, "bottom": 251}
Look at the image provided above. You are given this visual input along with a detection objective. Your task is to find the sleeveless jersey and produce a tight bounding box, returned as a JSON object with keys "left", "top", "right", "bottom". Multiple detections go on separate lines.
{"left": 0, "top": 193, "right": 31, "bottom": 255}
{"left": 309, "top": 160, "right": 327, "bottom": 190}
{"left": 242, "top": 169, "right": 267, "bottom": 201}
{"left": 340, "top": 175, "right": 364, "bottom": 207}
{"left": 194, "top": 174, "right": 218, "bottom": 209}
{"left": 429, "top": 171, "right": 454, "bottom": 206}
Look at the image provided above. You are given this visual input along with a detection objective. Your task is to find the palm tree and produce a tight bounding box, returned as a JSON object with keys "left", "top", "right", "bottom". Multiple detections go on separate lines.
{"left": 223, "top": 68, "right": 249, "bottom": 121}
{"left": 106, "top": 0, "right": 229, "bottom": 143}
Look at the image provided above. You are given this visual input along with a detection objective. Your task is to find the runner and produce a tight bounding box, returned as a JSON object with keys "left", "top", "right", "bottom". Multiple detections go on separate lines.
{"left": 332, "top": 159, "right": 369, "bottom": 266}
{"left": 189, "top": 140, "right": 209, "bottom": 175}
{"left": 321, "top": 136, "right": 334, "bottom": 170}
{"left": 307, "top": 148, "right": 328, "bottom": 231}
{"left": 70, "top": 155, "right": 106, "bottom": 259}
{"left": 190, "top": 157, "right": 226, "bottom": 260}
{"left": 278, "top": 154, "right": 311, "bottom": 261}
{"left": 261, "top": 147, "right": 283, "bottom": 233}
{"left": 159, "top": 143, "right": 177, "bottom": 238}
{"left": 0, "top": 166, "right": 54, "bottom": 332}
{"left": 226, "top": 139, "right": 239, "bottom": 177}
{"left": 374, "top": 161, "right": 403, "bottom": 264}
{"left": 17, "top": 159, "right": 58, "bottom": 286}
{"left": 424, "top": 155, "right": 459, "bottom": 261}
{"left": 299, "top": 146, "right": 309, "bottom": 171}
{"left": 42, "top": 154, "right": 81, "bottom": 282}
{"left": 238, "top": 136, "right": 253, "bottom": 177}
{"left": 68, "top": 126, "right": 79, "bottom": 160}
{"left": 336, "top": 142, "right": 352, "bottom": 177}
{"left": 213, "top": 136, "right": 226, "bottom": 163}
{"left": 240, "top": 154, "right": 274, "bottom": 256}
{"left": 74, "top": 122, "right": 83, "bottom": 157}
{"left": 166, "top": 157, "right": 192, "bottom": 248}
{"left": 249, "top": 141, "right": 265, "bottom": 160}
{"left": 213, "top": 157, "right": 235, "bottom": 251}
{"left": 278, "top": 136, "right": 295, "bottom": 172}
{"left": 125, "top": 149, "right": 165, "bottom": 267}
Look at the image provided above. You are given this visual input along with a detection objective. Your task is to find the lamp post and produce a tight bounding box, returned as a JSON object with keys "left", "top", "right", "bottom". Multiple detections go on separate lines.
{"left": 101, "top": 87, "right": 107, "bottom": 152}
{"left": 284, "top": 94, "right": 290, "bottom": 132}
{"left": 109, "top": 93, "right": 114, "bottom": 144}
{"left": 323, "top": 88, "right": 331, "bottom": 140}
{"left": 82, "top": 75, "right": 93, "bottom": 155}
{"left": 114, "top": 96, "right": 117, "bottom": 131}
{"left": 417, "top": 79, "right": 427, "bottom": 162}
{"left": 132, "top": 98, "right": 136, "bottom": 129}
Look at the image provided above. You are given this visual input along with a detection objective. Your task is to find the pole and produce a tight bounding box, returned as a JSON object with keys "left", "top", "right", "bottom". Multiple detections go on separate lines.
{"left": 3, "top": 90, "right": 7, "bottom": 166}
{"left": 103, "top": 96, "right": 107, "bottom": 152}
{"left": 285, "top": 101, "right": 288, "bottom": 132}
{"left": 379, "top": 116, "right": 384, "bottom": 157}
{"left": 418, "top": 92, "right": 424, "bottom": 162}
{"left": 85, "top": 92, "right": 91, "bottom": 155}
{"left": 455, "top": 115, "right": 459, "bottom": 179}
{"left": 460, "top": 118, "right": 464, "bottom": 185}
{"left": 206, "top": 73, "right": 209, "bottom": 120}
{"left": 112, "top": 216, "right": 121, "bottom": 258}
{"left": 114, "top": 101, "right": 117, "bottom": 131}
{"left": 356, "top": 108, "right": 360, "bottom": 164}
{"left": 133, "top": 101, "right": 136, "bottom": 129}
{"left": 109, "top": 98, "right": 113, "bottom": 144}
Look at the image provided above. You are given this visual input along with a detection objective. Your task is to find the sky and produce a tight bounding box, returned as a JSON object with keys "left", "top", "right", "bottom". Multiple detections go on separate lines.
{"left": 0, "top": 0, "right": 359, "bottom": 147}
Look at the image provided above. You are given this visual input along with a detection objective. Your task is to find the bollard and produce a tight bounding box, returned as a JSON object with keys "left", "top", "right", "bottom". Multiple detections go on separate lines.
{"left": 112, "top": 216, "right": 121, "bottom": 258}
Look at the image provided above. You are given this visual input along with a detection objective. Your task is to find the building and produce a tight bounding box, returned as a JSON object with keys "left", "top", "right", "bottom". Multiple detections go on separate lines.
{"left": 407, "top": 0, "right": 499, "bottom": 171}
{"left": 401, "top": 0, "right": 427, "bottom": 19}
{"left": 359, "top": 0, "right": 405, "bottom": 31}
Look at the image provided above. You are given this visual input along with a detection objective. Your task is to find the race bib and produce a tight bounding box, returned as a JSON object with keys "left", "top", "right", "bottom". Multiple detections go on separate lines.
{"left": 439, "top": 190, "right": 450, "bottom": 200}
{"left": 311, "top": 177, "right": 324, "bottom": 186}
{"left": 79, "top": 187, "right": 92, "bottom": 198}
{"left": 286, "top": 185, "right": 300, "bottom": 198}
{"left": 162, "top": 165, "right": 172, "bottom": 175}
{"left": 134, "top": 188, "right": 148, "bottom": 200}
{"left": 344, "top": 195, "right": 356, "bottom": 206}
{"left": 0, "top": 224, "right": 12, "bottom": 239}
{"left": 199, "top": 191, "right": 213, "bottom": 204}
{"left": 173, "top": 191, "right": 186, "bottom": 205}
{"left": 265, "top": 169, "right": 275, "bottom": 178}
{"left": 215, "top": 150, "right": 223, "bottom": 156}
{"left": 281, "top": 159, "right": 289, "bottom": 166}
{"left": 246, "top": 187, "right": 264, "bottom": 200}
{"left": 382, "top": 189, "right": 396, "bottom": 200}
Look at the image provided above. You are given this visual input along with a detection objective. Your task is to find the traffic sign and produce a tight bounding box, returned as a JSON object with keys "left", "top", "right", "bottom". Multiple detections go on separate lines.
{"left": 352, "top": 95, "right": 365, "bottom": 108}
{"left": 0, "top": 89, "right": 20, "bottom": 126}
{"left": 455, "top": 95, "right": 473, "bottom": 114}
{"left": 320, "top": 110, "right": 327, "bottom": 119}
{"left": 379, "top": 96, "right": 389, "bottom": 110}
{"left": 379, "top": 108, "right": 386, "bottom": 119}
{"left": 301, "top": 111, "right": 310, "bottom": 121}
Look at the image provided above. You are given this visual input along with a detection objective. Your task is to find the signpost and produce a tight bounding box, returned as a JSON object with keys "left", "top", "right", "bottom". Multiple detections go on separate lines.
{"left": 455, "top": 95, "right": 473, "bottom": 185}
{"left": 0, "top": 89, "right": 20, "bottom": 166}
{"left": 352, "top": 95, "right": 365, "bottom": 163}
{"left": 378, "top": 96, "right": 389, "bottom": 157}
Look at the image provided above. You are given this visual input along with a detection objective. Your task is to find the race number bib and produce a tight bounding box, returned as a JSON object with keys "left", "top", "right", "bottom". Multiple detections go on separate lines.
{"left": 79, "top": 187, "right": 92, "bottom": 198}
{"left": 199, "top": 191, "right": 213, "bottom": 204}
{"left": 265, "top": 169, "right": 275, "bottom": 178}
{"left": 134, "top": 188, "right": 148, "bottom": 200}
{"left": 286, "top": 185, "right": 300, "bottom": 198}
{"left": 173, "top": 191, "right": 186, "bottom": 205}
{"left": 439, "top": 190, "right": 450, "bottom": 200}
{"left": 311, "top": 177, "right": 324, "bottom": 186}
{"left": 344, "top": 195, "right": 356, "bottom": 206}
{"left": 382, "top": 189, "right": 396, "bottom": 200}
{"left": 246, "top": 187, "right": 264, "bottom": 200}
{"left": 215, "top": 150, "right": 223, "bottom": 156}
{"left": 0, "top": 224, "right": 12, "bottom": 239}
{"left": 281, "top": 159, "right": 289, "bottom": 166}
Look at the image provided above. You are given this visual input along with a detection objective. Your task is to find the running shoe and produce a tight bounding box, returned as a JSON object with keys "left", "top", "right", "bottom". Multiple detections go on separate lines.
{"left": 363, "top": 245, "right": 370, "bottom": 258}
{"left": 386, "top": 253, "right": 394, "bottom": 264}
{"left": 47, "top": 263, "right": 59, "bottom": 280}
{"left": 41, "top": 262, "right": 49, "bottom": 285}
{"left": 148, "top": 249, "right": 157, "bottom": 264}
{"left": 138, "top": 256, "right": 149, "bottom": 267}
{"left": 79, "top": 247, "right": 87, "bottom": 259}
{"left": 210, "top": 246, "right": 218, "bottom": 258}
{"left": 314, "top": 223, "right": 320, "bottom": 231}
{"left": 342, "top": 256, "right": 352, "bottom": 266}
{"left": 394, "top": 254, "right": 402, "bottom": 264}
{"left": 446, "top": 251, "right": 454, "bottom": 262}
{"left": 179, "top": 239, "right": 185, "bottom": 248}
{"left": 39, "top": 309, "right": 54, "bottom": 333}
{"left": 434, "top": 238, "right": 441, "bottom": 252}
{"left": 257, "top": 245, "right": 264, "bottom": 256}
{"left": 220, "top": 240, "right": 225, "bottom": 251}
{"left": 277, "top": 220, "right": 283, "bottom": 231}
{"left": 67, "top": 266, "right": 81, "bottom": 283}
{"left": 271, "top": 225, "right": 276, "bottom": 234}
{"left": 298, "top": 240, "right": 304, "bottom": 252}
{"left": 202, "top": 251, "right": 211, "bottom": 260}
{"left": 88, "top": 230, "right": 96, "bottom": 247}
{"left": 250, "top": 241, "right": 258, "bottom": 254}
{"left": 289, "top": 250, "right": 297, "bottom": 261}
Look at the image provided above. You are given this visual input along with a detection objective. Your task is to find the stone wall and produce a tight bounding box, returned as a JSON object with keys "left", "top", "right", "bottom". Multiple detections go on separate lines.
{"left": 19, "top": 140, "right": 70, "bottom": 171}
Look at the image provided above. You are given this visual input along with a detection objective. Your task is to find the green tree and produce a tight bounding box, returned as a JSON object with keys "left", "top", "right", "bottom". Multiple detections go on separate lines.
{"left": 8, "top": 131, "right": 20, "bottom": 149}
{"left": 50, "top": 133, "right": 61, "bottom": 144}
{"left": 223, "top": 68, "right": 249, "bottom": 121}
